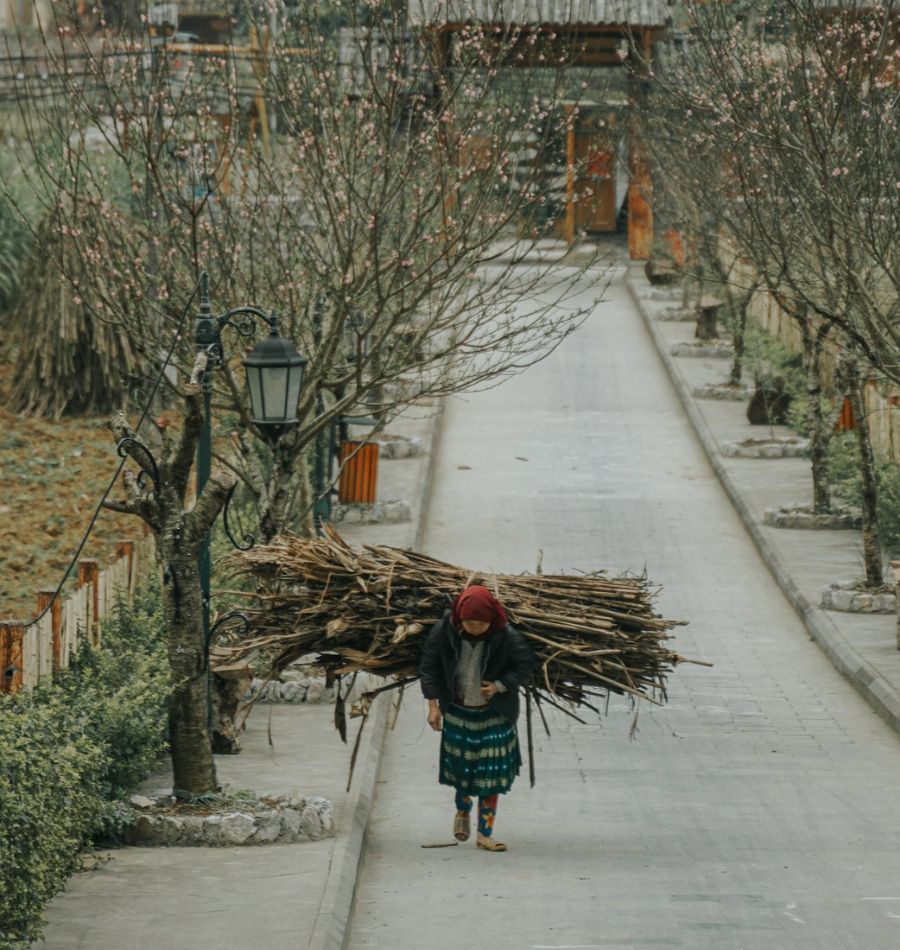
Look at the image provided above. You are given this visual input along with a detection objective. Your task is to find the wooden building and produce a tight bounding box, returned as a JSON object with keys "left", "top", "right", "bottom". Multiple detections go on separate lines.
{"left": 409, "top": 0, "right": 670, "bottom": 258}
{"left": 0, "top": 0, "right": 51, "bottom": 30}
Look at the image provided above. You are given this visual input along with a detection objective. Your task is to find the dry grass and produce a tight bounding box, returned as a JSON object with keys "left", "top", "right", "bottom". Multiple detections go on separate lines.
{"left": 0, "top": 353, "right": 138, "bottom": 620}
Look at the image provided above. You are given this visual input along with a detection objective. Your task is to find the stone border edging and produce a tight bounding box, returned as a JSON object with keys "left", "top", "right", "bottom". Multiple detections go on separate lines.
{"left": 821, "top": 582, "right": 896, "bottom": 614}
{"left": 126, "top": 794, "right": 334, "bottom": 847}
{"left": 308, "top": 399, "right": 445, "bottom": 950}
{"left": 624, "top": 266, "right": 900, "bottom": 736}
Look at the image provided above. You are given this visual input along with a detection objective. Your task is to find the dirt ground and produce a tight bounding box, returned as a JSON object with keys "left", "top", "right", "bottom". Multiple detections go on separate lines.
{"left": 0, "top": 357, "right": 138, "bottom": 620}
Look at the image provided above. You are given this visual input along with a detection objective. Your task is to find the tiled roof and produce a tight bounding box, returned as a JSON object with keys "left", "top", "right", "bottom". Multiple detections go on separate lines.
{"left": 408, "top": 1, "right": 671, "bottom": 27}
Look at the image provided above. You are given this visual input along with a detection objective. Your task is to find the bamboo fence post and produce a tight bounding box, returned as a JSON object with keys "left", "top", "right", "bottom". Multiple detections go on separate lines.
{"left": 134, "top": 535, "right": 152, "bottom": 594}
{"left": 98, "top": 570, "right": 109, "bottom": 625}
{"left": 78, "top": 558, "right": 100, "bottom": 648}
{"left": 68, "top": 586, "right": 86, "bottom": 662}
{"left": 36, "top": 615, "right": 53, "bottom": 680}
{"left": 62, "top": 595, "right": 80, "bottom": 667}
{"left": 37, "top": 588, "right": 62, "bottom": 672}
{"left": 0, "top": 621, "right": 25, "bottom": 694}
{"left": 23, "top": 618, "right": 39, "bottom": 689}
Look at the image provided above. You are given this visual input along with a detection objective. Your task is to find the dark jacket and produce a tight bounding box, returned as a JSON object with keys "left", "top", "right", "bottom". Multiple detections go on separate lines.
{"left": 419, "top": 611, "right": 534, "bottom": 723}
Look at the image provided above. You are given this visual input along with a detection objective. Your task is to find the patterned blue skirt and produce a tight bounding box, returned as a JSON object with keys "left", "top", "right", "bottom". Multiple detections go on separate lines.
{"left": 439, "top": 704, "right": 521, "bottom": 797}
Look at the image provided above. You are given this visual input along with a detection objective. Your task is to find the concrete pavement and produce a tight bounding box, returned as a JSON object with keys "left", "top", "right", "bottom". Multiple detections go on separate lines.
{"left": 624, "top": 263, "right": 900, "bottom": 735}
{"left": 347, "top": 265, "right": 900, "bottom": 950}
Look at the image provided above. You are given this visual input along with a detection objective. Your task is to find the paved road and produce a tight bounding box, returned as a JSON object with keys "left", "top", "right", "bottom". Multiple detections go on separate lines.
{"left": 347, "top": 267, "right": 900, "bottom": 950}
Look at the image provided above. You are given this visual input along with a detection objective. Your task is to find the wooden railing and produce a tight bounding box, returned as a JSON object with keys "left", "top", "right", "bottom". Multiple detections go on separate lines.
{"left": 0, "top": 534, "right": 156, "bottom": 695}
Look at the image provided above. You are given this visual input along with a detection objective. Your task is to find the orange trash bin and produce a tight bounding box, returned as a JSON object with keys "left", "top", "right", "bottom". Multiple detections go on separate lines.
{"left": 338, "top": 441, "right": 379, "bottom": 504}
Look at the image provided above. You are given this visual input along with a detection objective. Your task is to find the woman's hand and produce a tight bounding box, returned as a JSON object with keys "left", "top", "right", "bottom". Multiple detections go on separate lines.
{"left": 427, "top": 701, "right": 443, "bottom": 732}
{"left": 480, "top": 681, "right": 500, "bottom": 700}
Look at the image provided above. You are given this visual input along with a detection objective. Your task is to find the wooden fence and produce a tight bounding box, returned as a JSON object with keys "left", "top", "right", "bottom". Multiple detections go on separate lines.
{"left": 727, "top": 246, "right": 900, "bottom": 463}
{"left": 0, "top": 534, "right": 156, "bottom": 695}
{"left": 745, "top": 283, "right": 900, "bottom": 462}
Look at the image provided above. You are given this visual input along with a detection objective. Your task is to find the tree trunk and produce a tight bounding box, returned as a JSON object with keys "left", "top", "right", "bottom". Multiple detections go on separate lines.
{"left": 291, "top": 446, "right": 316, "bottom": 539}
{"left": 728, "top": 315, "right": 745, "bottom": 384}
{"left": 801, "top": 319, "right": 832, "bottom": 514}
{"left": 728, "top": 292, "right": 752, "bottom": 386}
{"left": 158, "top": 533, "right": 218, "bottom": 796}
{"left": 259, "top": 438, "right": 304, "bottom": 543}
{"left": 108, "top": 369, "right": 233, "bottom": 796}
{"left": 846, "top": 364, "right": 884, "bottom": 588}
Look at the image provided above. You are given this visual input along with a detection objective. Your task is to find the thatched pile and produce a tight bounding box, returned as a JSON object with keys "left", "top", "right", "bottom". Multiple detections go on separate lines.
{"left": 7, "top": 210, "right": 143, "bottom": 418}
{"left": 219, "top": 529, "right": 702, "bottom": 740}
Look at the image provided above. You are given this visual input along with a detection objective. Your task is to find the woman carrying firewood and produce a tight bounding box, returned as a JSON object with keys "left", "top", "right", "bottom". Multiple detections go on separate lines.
{"left": 419, "top": 584, "right": 534, "bottom": 852}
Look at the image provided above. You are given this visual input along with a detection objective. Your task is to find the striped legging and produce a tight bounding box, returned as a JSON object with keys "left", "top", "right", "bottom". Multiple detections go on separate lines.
{"left": 454, "top": 789, "right": 498, "bottom": 837}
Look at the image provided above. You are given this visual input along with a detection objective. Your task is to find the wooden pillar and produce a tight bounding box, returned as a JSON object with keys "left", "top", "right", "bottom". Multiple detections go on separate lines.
{"left": 78, "top": 558, "right": 101, "bottom": 647}
{"left": 0, "top": 621, "right": 24, "bottom": 694}
{"left": 37, "top": 588, "right": 62, "bottom": 671}
{"left": 626, "top": 28, "right": 654, "bottom": 260}
{"left": 627, "top": 144, "right": 653, "bottom": 260}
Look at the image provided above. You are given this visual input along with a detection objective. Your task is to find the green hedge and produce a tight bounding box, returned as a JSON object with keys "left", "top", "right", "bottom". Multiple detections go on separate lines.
{"left": 828, "top": 431, "right": 900, "bottom": 558}
{"left": 0, "top": 588, "right": 170, "bottom": 948}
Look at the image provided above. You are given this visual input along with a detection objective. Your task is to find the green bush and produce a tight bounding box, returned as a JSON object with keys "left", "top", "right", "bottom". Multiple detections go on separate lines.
{"left": 743, "top": 326, "right": 805, "bottom": 394}
{"left": 827, "top": 432, "right": 900, "bottom": 557}
{"left": 0, "top": 588, "right": 170, "bottom": 948}
{"left": 0, "top": 702, "right": 105, "bottom": 948}
{"left": 784, "top": 388, "right": 811, "bottom": 437}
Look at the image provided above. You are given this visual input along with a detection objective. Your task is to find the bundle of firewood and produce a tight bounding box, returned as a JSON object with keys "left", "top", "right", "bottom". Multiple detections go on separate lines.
{"left": 219, "top": 528, "right": 702, "bottom": 734}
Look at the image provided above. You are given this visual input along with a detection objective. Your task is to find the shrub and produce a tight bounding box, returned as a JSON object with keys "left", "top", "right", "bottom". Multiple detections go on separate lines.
{"left": 827, "top": 432, "right": 900, "bottom": 558}
{"left": 0, "top": 701, "right": 105, "bottom": 947}
{"left": 0, "top": 588, "right": 170, "bottom": 948}
{"left": 743, "top": 327, "right": 805, "bottom": 396}
{"left": 56, "top": 590, "right": 171, "bottom": 802}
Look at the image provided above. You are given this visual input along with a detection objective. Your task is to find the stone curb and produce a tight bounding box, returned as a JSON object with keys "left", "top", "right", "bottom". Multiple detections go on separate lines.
{"left": 307, "top": 400, "right": 444, "bottom": 950}
{"left": 307, "top": 693, "right": 391, "bottom": 950}
{"left": 624, "top": 266, "right": 900, "bottom": 737}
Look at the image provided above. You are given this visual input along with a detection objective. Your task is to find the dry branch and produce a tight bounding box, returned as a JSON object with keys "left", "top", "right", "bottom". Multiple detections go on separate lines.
{"left": 219, "top": 528, "right": 703, "bottom": 725}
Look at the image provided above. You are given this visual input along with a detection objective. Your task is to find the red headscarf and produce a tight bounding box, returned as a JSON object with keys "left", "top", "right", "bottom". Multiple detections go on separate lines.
{"left": 451, "top": 585, "right": 508, "bottom": 635}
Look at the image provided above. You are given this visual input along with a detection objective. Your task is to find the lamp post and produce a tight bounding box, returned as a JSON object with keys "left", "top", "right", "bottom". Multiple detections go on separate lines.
{"left": 194, "top": 272, "right": 308, "bottom": 640}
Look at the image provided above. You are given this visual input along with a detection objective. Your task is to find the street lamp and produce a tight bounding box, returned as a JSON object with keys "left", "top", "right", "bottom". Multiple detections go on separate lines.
{"left": 194, "top": 271, "right": 307, "bottom": 641}
{"left": 243, "top": 329, "right": 308, "bottom": 442}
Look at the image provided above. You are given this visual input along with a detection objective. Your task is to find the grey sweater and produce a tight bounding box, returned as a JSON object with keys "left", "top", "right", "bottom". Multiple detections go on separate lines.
{"left": 455, "top": 640, "right": 507, "bottom": 706}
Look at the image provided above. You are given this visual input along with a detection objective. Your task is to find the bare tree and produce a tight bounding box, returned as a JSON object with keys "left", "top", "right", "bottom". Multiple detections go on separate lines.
{"left": 1, "top": 2, "right": 615, "bottom": 792}
{"left": 104, "top": 354, "right": 234, "bottom": 795}
{"left": 642, "top": 100, "right": 760, "bottom": 376}
{"left": 2, "top": 1, "right": 609, "bottom": 530}
{"left": 649, "top": 0, "right": 899, "bottom": 584}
